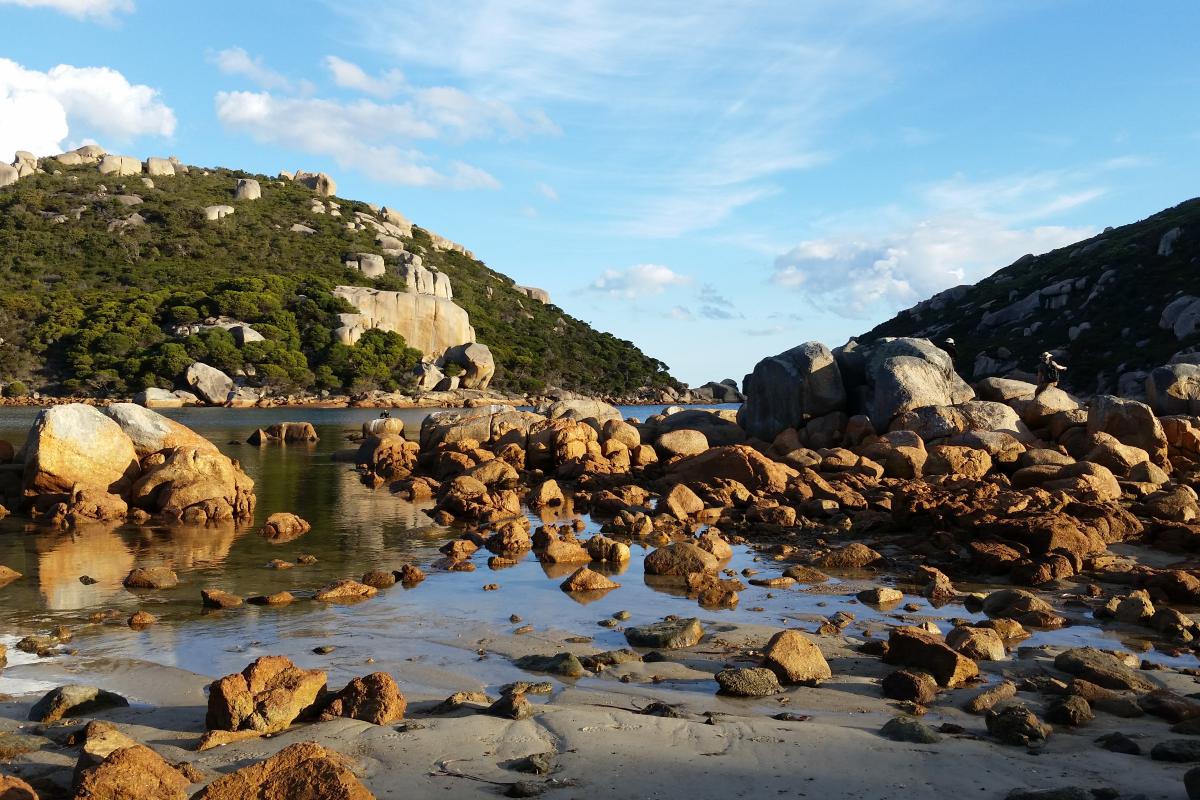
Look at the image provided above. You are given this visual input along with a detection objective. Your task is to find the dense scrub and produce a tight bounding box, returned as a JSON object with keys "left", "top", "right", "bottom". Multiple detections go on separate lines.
{"left": 0, "top": 163, "right": 678, "bottom": 396}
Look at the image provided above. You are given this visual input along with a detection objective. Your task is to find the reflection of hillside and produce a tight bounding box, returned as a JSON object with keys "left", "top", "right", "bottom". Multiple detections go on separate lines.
{"left": 126, "top": 523, "right": 244, "bottom": 570}
{"left": 33, "top": 525, "right": 134, "bottom": 610}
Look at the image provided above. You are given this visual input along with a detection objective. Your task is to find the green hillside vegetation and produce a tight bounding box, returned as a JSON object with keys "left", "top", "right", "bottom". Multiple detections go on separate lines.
{"left": 0, "top": 163, "right": 678, "bottom": 396}
{"left": 860, "top": 197, "right": 1200, "bottom": 394}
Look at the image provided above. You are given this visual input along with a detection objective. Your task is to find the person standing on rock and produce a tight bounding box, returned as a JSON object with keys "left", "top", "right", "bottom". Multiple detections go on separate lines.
{"left": 940, "top": 337, "right": 958, "bottom": 363}
{"left": 1035, "top": 351, "right": 1066, "bottom": 396}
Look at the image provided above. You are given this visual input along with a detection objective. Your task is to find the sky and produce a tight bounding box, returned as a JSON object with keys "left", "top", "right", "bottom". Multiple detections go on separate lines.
{"left": 1, "top": 0, "right": 1198, "bottom": 386}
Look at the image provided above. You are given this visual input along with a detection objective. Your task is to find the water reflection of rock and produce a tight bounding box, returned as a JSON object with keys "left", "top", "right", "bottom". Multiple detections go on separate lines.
{"left": 125, "top": 523, "right": 244, "bottom": 570}
{"left": 33, "top": 524, "right": 134, "bottom": 610}
{"left": 331, "top": 466, "right": 443, "bottom": 554}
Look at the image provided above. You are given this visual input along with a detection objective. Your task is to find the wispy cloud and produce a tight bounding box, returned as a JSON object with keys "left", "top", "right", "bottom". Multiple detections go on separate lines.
{"left": 212, "top": 49, "right": 559, "bottom": 189}
{"left": 209, "top": 47, "right": 298, "bottom": 92}
{"left": 584, "top": 263, "right": 693, "bottom": 299}
{"left": 768, "top": 162, "right": 1138, "bottom": 317}
{"left": 536, "top": 181, "right": 558, "bottom": 201}
{"left": 0, "top": 0, "right": 131, "bottom": 20}
{"left": 339, "top": 0, "right": 973, "bottom": 237}
{"left": 324, "top": 55, "right": 404, "bottom": 98}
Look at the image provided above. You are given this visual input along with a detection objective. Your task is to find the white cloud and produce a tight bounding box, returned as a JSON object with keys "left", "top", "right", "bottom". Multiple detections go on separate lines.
{"left": 770, "top": 168, "right": 1111, "bottom": 317}
{"left": 536, "top": 181, "right": 558, "bottom": 201}
{"left": 324, "top": 55, "right": 404, "bottom": 98}
{"left": 669, "top": 306, "right": 693, "bottom": 320}
{"left": 209, "top": 47, "right": 294, "bottom": 91}
{"left": 585, "top": 264, "right": 693, "bottom": 298}
{"left": 0, "top": 57, "right": 174, "bottom": 160}
{"left": 0, "top": 0, "right": 131, "bottom": 20}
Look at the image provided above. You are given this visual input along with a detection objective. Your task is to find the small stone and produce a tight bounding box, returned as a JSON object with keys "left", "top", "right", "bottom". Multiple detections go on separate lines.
{"left": 487, "top": 692, "right": 533, "bottom": 720}
{"left": 123, "top": 566, "right": 178, "bottom": 589}
{"left": 128, "top": 610, "right": 157, "bottom": 629}
{"left": 247, "top": 591, "right": 294, "bottom": 605}
{"left": 509, "top": 752, "right": 555, "bottom": 775}
{"left": 857, "top": 587, "right": 903, "bottom": 605}
{"left": 361, "top": 569, "right": 396, "bottom": 588}
{"left": 965, "top": 681, "right": 1017, "bottom": 714}
{"left": 513, "top": 653, "right": 585, "bottom": 678}
{"left": 880, "top": 716, "right": 941, "bottom": 743}
{"left": 762, "top": 629, "right": 831, "bottom": 685}
{"left": 395, "top": 564, "right": 425, "bottom": 585}
{"left": 986, "top": 704, "right": 1050, "bottom": 746}
{"left": 625, "top": 618, "right": 703, "bottom": 650}
{"left": 201, "top": 588, "right": 243, "bottom": 609}
{"left": 715, "top": 667, "right": 782, "bottom": 697}
{"left": 1095, "top": 731, "right": 1141, "bottom": 755}
{"left": 1047, "top": 695, "right": 1094, "bottom": 727}
{"left": 314, "top": 579, "right": 377, "bottom": 602}
{"left": 560, "top": 566, "right": 620, "bottom": 593}
{"left": 882, "top": 670, "right": 937, "bottom": 704}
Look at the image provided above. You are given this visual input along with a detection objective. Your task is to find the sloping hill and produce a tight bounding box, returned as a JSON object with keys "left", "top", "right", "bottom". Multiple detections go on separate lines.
{"left": 859, "top": 197, "right": 1200, "bottom": 396}
{"left": 0, "top": 153, "right": 678, "bottom": 398}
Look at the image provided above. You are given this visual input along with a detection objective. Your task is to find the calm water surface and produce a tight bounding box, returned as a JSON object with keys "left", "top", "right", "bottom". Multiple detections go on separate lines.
{"left": 0, "top": 404, "right": 1190, "bottom": 699}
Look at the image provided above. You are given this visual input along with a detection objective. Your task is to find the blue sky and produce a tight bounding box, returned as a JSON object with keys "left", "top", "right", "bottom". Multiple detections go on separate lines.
{"left": 1, "top": 0, "right": 1198, "bottom": 385}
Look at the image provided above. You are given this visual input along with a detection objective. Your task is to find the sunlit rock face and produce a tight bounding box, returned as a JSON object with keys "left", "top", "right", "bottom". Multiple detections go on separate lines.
{"left": 332, "top": 286, "right": 475, "bottom": 356}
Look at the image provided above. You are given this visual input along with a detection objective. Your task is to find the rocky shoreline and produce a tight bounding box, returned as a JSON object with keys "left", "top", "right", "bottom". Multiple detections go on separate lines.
{"left": 3, "top": 335, "right": 1200, "bottom": 798}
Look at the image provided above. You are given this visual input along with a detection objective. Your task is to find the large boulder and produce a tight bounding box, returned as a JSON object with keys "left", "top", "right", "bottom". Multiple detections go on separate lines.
{"left": 332, "top": 285, "right": 474, "bottom": 356}
{"left": 442, "top": 342, "right": 495, "bottom": 389}
{"left": 0, "top": 163, "right": 19, "bottom": 188}
{"left": 666, "top": 444, "right": 797, "bottom": 494}
{"left": 23, "top": 404, "right": 139, "bottom": 497}
{"left": 863, "top": 338, "right": 974, "bottom": 429}
{"left": 130, "top": 446, "right": 255, "bottom": 522}
{"left": 206, "top": 656, "right": 327, "bottom": 733}
{"left": 542, "top": 398, "right": 622, "bottom": 424}
{"left": 294, "top": 170, "right": 337, "bottom": 196}
{"left": 97, "top": 155, "right": 142, "bottom": 176}
{"left": 654, "top": 408, "right": 745, "bottom": 445}
{"left": 890, "top": 401, "right": 1031, "bottom": 442}
{"left": 185, "top": 362, "right": 235, "bottom": 406}
{"left": 1146, "top": 363, "right": 1200, "bottom": 416}
{"left": 192, "top": 741, "right": 373, "bottom": 800}
{"left": 234, "top": 178, "right": 261, "bottom": 201}
{"left": 740, "top": 342, "right": 846, "bottom": 441}
{"left": 104, "top": 403, "right": 217, "bottom": 457}
{"left": 144, "top": 156, "right": 175, "bottom": 176}
{"left": 419, "top": 406, "right": 543, "bottom": 450}
{"left": 1086, "top": 395, "right": 1169, "bottom": 467}
{"left": 74, "top": 744, "right": 190, "bottom": 800}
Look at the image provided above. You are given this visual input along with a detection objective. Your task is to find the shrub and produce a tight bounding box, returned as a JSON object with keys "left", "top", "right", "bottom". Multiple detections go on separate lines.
{"left": 3, "top": 380, "right": 28, "bottom": 397}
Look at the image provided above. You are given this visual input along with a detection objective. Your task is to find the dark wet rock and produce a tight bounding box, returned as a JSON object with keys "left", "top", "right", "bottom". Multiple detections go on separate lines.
{"left": 1152, "top": 739, "right": 1200, "bottom": 762}
{"left": 1187, "top": 766, "right": 1200, "bottom": 800}
{"left": 762, "top": 629, "right": 831, "bottom": 685}
{"left": 319, "top": 672, "right": 406, "bottom": 725}
{"left": 127, "top": 610, "right": 157, "bottom": 629}
{"left": 395, "top": 564, "right": 425, "bottom": 585}
{"left": 500, "top": 681, "right": 553, "bottom": 696}
{"left": 638, "top": 701, "right": 682, "bottom": 718}
{"left": 314, "top": 579, "right": 378, "bottom": 602}
{"left": 986, "top": 704, "right": 1051, "bottom": 746}
{"left": 507, "top": 752, "right": 555, "bottom": 775}
{"left": 122, "top": 567, "right": 178, "bottom": 590}
{"left": 247, "top": 591, "right": 294, "bottom": 606}
{"left": 578, "top": 649, "right": 641, "bottom": 673}
{"left": 29, "top": 684, "right": 129, "bottom": 723}
{"left": 1095, "top": 731, "right": 1141, "bottom": 755}
{"left": 625, "top": 618, "right": 703, "bottom": 650}
{"left": 1053, "top": 647, "right": 1155, "bottom": 692}
{"left": 513, "top": 653, "right": 585, "bottom": 678}
{"left": 715, "top": 667, "right": 781, "bottom": 697}
{"left": 1046, "top": 695, "right": 1094, "bottom": 727}
{"left": 200, "top": 588, "right": 243, "bottom": 609}
{"left": 879, "top": 716, "right": 941, "bottom": 743}
{"left": 361, "top": 569, "right": 396, "bottom": 588}
{"left": 506, "top": 781, "right": 546, "bottom": 798}
{"left": 882, "top": 670, "right": 937, "bottom": 705}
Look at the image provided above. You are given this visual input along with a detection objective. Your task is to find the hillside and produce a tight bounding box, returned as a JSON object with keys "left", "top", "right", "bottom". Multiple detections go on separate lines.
{"left": 859, "top": 197, "right": 1200, "bottom": 396}
{"left": 0, "top": 150, "right": 679, "bottom": 399}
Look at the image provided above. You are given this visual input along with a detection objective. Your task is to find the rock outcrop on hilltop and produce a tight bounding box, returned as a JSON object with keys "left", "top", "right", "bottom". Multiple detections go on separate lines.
{"left": 860, "top": 197, "right": 1200, "bottom": 399}
{"left": 0, "top": 147, "right": 680, "bottom": 401}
